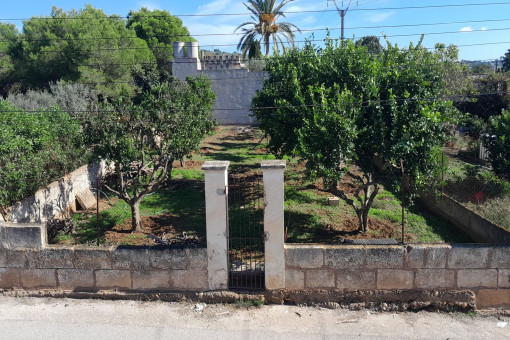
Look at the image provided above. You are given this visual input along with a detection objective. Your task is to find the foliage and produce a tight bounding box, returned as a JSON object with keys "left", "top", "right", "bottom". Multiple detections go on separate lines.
{"left": 235, "top": 0, "right": 301, "bottom": 57}
{"left": 484, "top": 109, "right": 510, "bottom": 178}
{"left": 6, "top": 81, "right": 97, "bottom": 116}
{"left": 3, "top": 5, "right": 155, "bottom": 98}
{"left": 470, "top": 73, "right": 510, "bottom": 121}
{"left": 0, "top": 100, "right": 86, "bottom": 209}
{"left": 355, "top": 36, "right": 383, "bottom": 55}
{"left": 127, "top": 7, "right": 194, "bottom": 72}
{"left": 503, "top": 49, "right": 510, "bottom": 72}
{"left": 248, "top": 40, "right": 263, "bottom": 60}
{"left": 84, "top": 76, "right": 216, "bottom": 231}
{"left": 252, "top": 38, "right": 457, "bottom": 232}
{"left": 433, "top": 43, "right": 474, "bottom": 100}
{"left": 0, "top": 23, "right": 19, "bottom": 96}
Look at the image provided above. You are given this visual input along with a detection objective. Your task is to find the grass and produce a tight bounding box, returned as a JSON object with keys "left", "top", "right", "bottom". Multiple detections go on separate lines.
{"left": 443, "top": 153, "right": 510, "bottom": 231}
{"left": 56, "top": 126, "right": 475, "bottom": 246}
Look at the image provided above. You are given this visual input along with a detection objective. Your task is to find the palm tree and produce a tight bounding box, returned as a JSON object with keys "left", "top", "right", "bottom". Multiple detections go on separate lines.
{"left": 235, "top": 0, "right": 301, "bottom": 58}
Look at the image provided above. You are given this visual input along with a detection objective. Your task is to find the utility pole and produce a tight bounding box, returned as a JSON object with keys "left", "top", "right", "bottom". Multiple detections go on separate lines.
{"left": 327, "top": 0, "right": 358, "bottom": 40}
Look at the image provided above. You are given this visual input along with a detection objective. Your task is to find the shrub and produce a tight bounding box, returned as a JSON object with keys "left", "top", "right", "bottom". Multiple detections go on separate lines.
{"left": 484, "top": 109, "right": 510, "bottom": 178}
{"left": 0, "top": 100, "right": 86, "bottom": 208}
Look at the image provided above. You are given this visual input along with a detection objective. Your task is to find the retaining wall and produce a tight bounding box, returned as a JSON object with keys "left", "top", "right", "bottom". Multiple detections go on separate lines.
{"left": 6, "top": 164, "right": 101, "bottom": 224}
{"left": 0, "top": 246, "right": 208, "bottom": 292}
{"left": 285, "top": 244, "right": 510, "bottom": 309}
{"left": 420, "top": 193, "right": 510, "bottom": 244}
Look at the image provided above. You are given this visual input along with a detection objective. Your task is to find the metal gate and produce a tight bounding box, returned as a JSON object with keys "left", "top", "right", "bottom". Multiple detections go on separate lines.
{"left": 227, "top": 175, "right": 265, "bottom": 290}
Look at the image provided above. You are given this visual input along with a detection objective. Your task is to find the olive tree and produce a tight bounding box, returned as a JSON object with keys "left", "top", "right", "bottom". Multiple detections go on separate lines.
{"left": 84, "top": 76, "right": 216, "bottom": 231}
{"left": 253, "top": 38, "right": 457, "bottom": 232}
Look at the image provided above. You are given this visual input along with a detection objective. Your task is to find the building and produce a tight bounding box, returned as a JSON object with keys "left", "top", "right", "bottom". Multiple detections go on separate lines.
{"left": 172, "top": 41, "right": 267, "bottom": 125}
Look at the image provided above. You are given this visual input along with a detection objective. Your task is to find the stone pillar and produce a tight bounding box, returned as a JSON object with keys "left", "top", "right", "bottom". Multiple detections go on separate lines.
{"left": 173, "top": 41, "right": 185, "bottom": 59}
{"left": 202, "top": 161, "right": 230, "bottom": 290}
{"left": 261, "top": 160, "right": 286, "bottom": 289}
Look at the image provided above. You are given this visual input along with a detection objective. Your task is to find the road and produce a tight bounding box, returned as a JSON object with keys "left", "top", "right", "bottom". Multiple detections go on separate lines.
{"left": 0, "top": 295, "right": 508, "bottom": 339}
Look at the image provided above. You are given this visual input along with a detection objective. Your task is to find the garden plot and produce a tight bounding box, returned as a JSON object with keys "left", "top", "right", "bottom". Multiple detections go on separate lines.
{"left": 51, "top": 126, "right": 472, "bottom": 246}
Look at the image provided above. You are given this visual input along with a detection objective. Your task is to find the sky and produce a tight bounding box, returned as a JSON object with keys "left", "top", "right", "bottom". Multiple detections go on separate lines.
{"left": 1, "top": 0, "right": 510, "bottom": 61}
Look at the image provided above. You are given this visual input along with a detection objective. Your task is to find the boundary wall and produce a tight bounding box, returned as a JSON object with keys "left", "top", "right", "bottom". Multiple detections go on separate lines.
{"left": 285, "top": 244, "right": 510, "bottom": 310}
{"left": 1, "top": 160, "right": 509, "bottom": 310}
{"left": 0, "top": 246, "right": 207, "bottom": 292}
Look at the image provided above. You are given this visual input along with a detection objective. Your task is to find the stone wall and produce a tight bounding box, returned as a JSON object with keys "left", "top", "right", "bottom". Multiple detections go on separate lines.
{"left": 6, "top": 163, "right": 102, "bottom": 224}
{"left": 285, "top": 244, "right": 510, "bottom": 309}
{"left": 420, "top": 193, "right": 510, "bottom": 244}
{"left": 0, "top": 246, "right": 208, "bottom": 292}
{"left": 172, "top": 55, "right": 266, "bottom": 125}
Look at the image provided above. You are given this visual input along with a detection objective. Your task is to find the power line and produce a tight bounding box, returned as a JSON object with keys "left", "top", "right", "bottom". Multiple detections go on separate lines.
{"left": 2, "top": 26, "right": 510, "bottom": 54}
{"left": 1, "top": 2, "right": 510, "bottom": 20}
{"left": 2, "top": 17, "right": 510, "bottom": 44}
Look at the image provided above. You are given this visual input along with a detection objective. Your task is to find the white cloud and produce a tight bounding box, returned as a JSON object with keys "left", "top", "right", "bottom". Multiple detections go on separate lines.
{"left": 301, "top": 15, "right": 316, "bottom": 25}
{"left": 364, "top": 11, "right": 395, "bottom": 23}
{"left": 460, "top": 26, "right": 473, "bottom": 32}
{"left": 183, "top": 22, "right": 240, "bottom": 52}
{"left": 481, "top": 27, "right": 488, "bottom": 31}
{"left": 194, "top": 0, "right": 248, "bottom": 24}
{"left": 138, "top": 1, "right": 160, "bottom": 10}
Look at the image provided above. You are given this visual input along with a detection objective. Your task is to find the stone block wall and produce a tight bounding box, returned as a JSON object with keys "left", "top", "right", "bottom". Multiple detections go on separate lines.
{"left": 6, "top": 163, "right": 102, "bottom": 224}
{"left": 0, "top": 246, "right": 208, "bottom": 292}
{"left": 285, "top": 244, "right": 510, "bottom": 309}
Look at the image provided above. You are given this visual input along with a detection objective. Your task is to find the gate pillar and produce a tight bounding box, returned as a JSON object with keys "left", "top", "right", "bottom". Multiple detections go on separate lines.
{"left": 202, "top": 161, "right": 230, "bottom": 290}
{"left": 261, "top": 160, "right": 286, "bottom": 289}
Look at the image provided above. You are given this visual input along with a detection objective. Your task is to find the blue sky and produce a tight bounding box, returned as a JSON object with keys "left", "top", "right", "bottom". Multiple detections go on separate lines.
{"left": 1, "top": 0, "right": 510, "bottom": 60}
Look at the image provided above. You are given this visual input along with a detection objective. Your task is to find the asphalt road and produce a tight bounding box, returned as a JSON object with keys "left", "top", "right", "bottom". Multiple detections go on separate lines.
{"left": 0, "top": 295, "right": 508, "bottom": 339}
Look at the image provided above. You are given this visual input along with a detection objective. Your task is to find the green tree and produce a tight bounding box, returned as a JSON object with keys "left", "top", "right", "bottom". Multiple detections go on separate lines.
{"left": 355, "top": 35, "right": 383, "bottom": 55}
{"left": 484, "top": 109, "right": 510, "bottom": 179}
{"left": 84, "top": 76, "right": 216, "bottom": 231}
{"left": 0, "top": 23, "right": 20, "bottom": 95}
{"left": 248, "top": 40, "right": 263, "bottom": 59}
{"left": 253, "top": 39, "right": 456, "bottom": 232}
{"left": 503, "top": 49, "right": 510, "bottom": 72}
{"left": 235, "top": 0, "right": 301, "bottom": 57}
{"left": 11, "top": 5, "right": 155, "bottom": 98}
{"left": 127, "top": 8, "right": 195, "bottom": 72}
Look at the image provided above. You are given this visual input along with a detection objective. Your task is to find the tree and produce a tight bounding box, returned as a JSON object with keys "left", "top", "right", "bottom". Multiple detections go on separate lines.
{"left": 355, "top": 36, "right": 383, "bottom": 55}
{"left": 9, "top": 5, "right": 155, "bottom": 98}
{"left": 127, "top": 8, "right": 195, "bottom": 72}
{"left": 235, "top": 0, "right": 301, "bottom": 57}
{"left": 84, "top": 76, "right": 216, "bottom": 231}
{"left": 503, "top": 49, "right": 510, "bottom": 72}
{"left": 248, "top": 40, "right": 263, "bottom": 60}
{"left": 0, "top": 23, "right": 20, "bottom": 95}
{"left": 252, "top": 38, "right": 457, "bottom": 232}
{"left": 484, "top": 109, "right": 510, "bottom": 179}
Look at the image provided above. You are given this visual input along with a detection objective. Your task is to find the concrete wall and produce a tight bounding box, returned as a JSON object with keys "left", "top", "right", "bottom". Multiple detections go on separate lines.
{"left": 285, "top": 244, "right": 510, "bottom": 309}
{"left": 0, "top": 246, "right": 208, "bottom": 292}
{"left": 420, "top": 193, "right": 510, "bottom": 244}
{"left": 172, "top": 57, "right": 266, "bottom": 125}
{"left": 6, "top": 164, "right": 101, "bottom": 224}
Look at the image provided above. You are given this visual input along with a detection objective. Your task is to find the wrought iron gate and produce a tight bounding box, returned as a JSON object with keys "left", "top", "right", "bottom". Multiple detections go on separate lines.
{"left": 227, "top": 175, "right": 265, "bottom": 290}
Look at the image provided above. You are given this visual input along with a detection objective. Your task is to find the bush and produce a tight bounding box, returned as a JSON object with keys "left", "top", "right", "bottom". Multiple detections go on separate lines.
{"left": 6, "top": 81, "right": 96, "bottom": 116}
{"left": 484, "top": 109, "right": 510, "bottom": 178}
{"left": 0, "top": 100, "right": 87, "bottom": 208}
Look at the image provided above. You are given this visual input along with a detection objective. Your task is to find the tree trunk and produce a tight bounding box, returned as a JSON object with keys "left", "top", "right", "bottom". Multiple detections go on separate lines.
{"left": 130, "top": 199, "right": 143, "bottom": 232}
{"left": 361, "top": 210, "right": 369, "bottom": 233}
{"left": 265, "top": 35, "right": 270, "bottom": 56}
